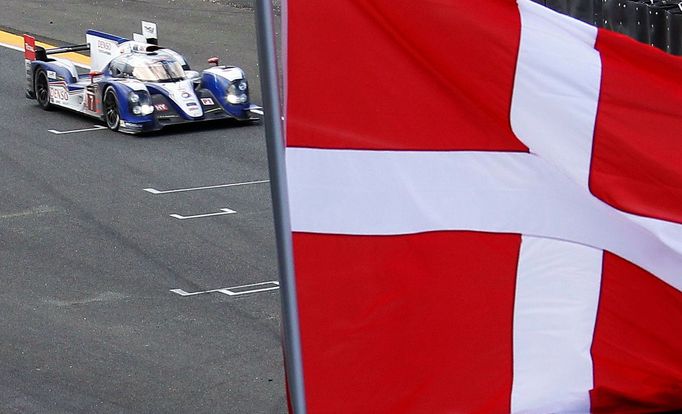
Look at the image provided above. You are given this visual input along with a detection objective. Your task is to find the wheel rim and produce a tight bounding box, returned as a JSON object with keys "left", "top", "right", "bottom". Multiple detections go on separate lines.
{"left": 36, "top": 72, "right": 49, "bottom": 106}
{"left": 104, "top": 92, "right": 119, "bottom": 128}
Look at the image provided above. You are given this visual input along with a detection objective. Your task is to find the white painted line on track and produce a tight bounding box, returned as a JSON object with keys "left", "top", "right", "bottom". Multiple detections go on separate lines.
{"left": 144, "top": 179, "right": 269, "bottom": 195}
{"left": 0, "top": 42, "right": 23, "bottom": 52}
{"left": 170, "top": 281, "right": 280, "bottom": 297}
{"left": 170, "top": 208, "right": 236, "bottom": 220}
{"left": 48, "top": 125, "right": 107, "bottom": 135}
{"left": 0, "top": 205, "right": 58, "bottom": 220}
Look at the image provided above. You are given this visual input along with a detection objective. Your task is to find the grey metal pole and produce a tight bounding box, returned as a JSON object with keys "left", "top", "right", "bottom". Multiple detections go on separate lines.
{"left": 254, "top": 1, "right": 307, "bottom": 413}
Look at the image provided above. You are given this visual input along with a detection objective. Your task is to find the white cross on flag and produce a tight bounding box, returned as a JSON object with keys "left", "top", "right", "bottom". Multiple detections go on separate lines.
{"left": 282, "top": 0, "right": 682, "bottom": 412}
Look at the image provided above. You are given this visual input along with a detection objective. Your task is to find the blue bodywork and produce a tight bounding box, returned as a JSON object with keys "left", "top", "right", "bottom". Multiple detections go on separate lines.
{"left": 200, "top": 71, "right": 251, "bottom": 119}
{"left": 27, "top": 38, "right": 257, "bottom": 134}
{"left": 98, "top": 80, "right": 155, "bottom": 132}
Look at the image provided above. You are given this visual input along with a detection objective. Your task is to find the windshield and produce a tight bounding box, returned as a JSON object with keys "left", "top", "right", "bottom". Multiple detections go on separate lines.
{"left": 131, "top": 59, "right": 185, "bottom": 82}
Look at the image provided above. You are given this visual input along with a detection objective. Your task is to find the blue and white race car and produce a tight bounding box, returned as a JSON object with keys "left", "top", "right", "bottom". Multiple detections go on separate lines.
{"left": 24, "top": 22, "right": 261, "bottom": 134}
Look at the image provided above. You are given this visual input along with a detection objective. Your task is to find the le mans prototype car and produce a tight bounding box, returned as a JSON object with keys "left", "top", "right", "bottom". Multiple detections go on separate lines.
{"left": 23, "top": 22, "right": 261, "bottom": 134}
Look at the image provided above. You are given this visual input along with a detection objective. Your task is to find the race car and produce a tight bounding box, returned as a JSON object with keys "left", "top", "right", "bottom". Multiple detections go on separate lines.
{"left": 23, "top": 22, "right": 262, "bottom": 134}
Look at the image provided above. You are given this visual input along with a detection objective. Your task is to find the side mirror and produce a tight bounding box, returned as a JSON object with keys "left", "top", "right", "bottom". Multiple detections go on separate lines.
{"left": 207, "top": 57, "right": 220, "bottom": 66}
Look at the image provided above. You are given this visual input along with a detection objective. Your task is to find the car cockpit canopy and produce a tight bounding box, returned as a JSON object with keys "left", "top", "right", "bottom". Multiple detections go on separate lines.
{"left": 108, "top": 52, "right": 186, "bottom": 82}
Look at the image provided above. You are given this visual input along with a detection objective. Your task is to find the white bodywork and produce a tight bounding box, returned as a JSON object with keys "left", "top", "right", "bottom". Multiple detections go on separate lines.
{"left": 86, "top": 33, "right": 122, "bottom": 73}
{"left": 87, "top": 22, "right": 161, "bottom": 73}
{"left": 205, "top": 66, "right": 245, "bottom": 82}
{"left": 47, "top": 77, "right": 100, "bottom": 115}
{"left": 141, "top": 21, "right": 158, "bottom": 43}
{"left": 50, "top": 58, "right": 78, "bottom": 81}
{"left": 150, "top": 80, "right": 203, "bottom": 118}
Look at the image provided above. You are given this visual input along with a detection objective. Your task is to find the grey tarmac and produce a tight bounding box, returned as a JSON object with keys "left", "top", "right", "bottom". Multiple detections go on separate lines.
{"left": 0, "top": 1, "right": 286, "bottom": 413}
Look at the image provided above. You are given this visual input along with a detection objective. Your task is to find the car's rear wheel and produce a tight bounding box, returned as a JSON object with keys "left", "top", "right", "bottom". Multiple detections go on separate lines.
{"left": 34, "top": 69, "right": 52, "bottom": 110}
{"left": 103, "top": 87, "right": 120, "bottom": 131}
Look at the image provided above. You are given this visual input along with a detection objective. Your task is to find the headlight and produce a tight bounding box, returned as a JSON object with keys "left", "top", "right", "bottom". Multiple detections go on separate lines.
{"left": 227, "top": 94, "right": 246, "bottom": 104}
{"left": 139, "top": 104, "right": 154, "bottom": 115}
{"left": 226, "top": 80, "right": 248, "bottom": 104}
{"left": 128, "top": 91, "right": 153, "bottom": 116}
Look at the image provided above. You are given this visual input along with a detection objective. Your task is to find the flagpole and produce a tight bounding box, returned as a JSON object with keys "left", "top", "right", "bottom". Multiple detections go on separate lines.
{"left": 254, "top": 1, "right": 307, "bottom": 413}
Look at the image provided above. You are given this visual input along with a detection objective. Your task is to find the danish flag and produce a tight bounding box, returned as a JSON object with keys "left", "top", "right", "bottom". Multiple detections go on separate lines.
{"left": 284, "top": 0, "right": 682, "bottom": 412}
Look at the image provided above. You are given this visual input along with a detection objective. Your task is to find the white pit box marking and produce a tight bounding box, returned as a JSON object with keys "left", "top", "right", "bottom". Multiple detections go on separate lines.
{"left": 48, "top": 125, "right": 107, "bottom": 135}
{"left": 170, "top": 281, "right": 280, "bottom": 297}
{"left": 144, "top": 179, "right": 269, "bottom": 195}
{"left": 170, "top": 208, "right": 236, "bottom": 220}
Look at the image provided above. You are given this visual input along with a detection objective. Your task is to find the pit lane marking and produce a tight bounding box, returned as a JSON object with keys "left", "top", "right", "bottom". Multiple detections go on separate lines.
{"left": 170, "top": 281, "right": 280, "bottom": 297}
{"left": 170, "top": 208, "right": 236, "bottom": 220}
{"left": 48, "top": 125, "right": 107, "bottom": 135}
{"left": 144, "top": 179, "right": 269, "bottom": 195}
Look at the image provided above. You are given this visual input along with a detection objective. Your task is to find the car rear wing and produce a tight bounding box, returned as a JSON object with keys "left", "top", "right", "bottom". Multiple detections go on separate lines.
{"left": 23, "top": 34, "right": 89, "bottom": 62}
{"left": 23, "top": 34, "right": 36, "bottom": 61}
{"left": 23, "top": 35, "right": 35, "bottom": 97}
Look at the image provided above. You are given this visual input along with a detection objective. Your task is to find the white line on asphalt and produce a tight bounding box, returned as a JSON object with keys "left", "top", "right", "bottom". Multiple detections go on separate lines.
{"left": 48, "top": 125, "right": 107, "bottom": 135}
{"left": 169, "top": 208, "right": 236, "bottom": 220}
{"left": 170, "top": 281, "right": 280, "bottom": 297}
{"left": 0, "top": 205, "right": 58, "bottom": 220}
{"left": 0, "top": 42, "right": 23, "bottom": 52}
{"left": 144, "top": 179, "right": 269, "bottom": 195}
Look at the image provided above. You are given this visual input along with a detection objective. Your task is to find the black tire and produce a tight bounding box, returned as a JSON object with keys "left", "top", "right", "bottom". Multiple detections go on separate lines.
{"left": 103, "top": 87, "right": 121, "bottom": 131}
{"left": 34, "top": 69, "right": 52, "bottom": 110}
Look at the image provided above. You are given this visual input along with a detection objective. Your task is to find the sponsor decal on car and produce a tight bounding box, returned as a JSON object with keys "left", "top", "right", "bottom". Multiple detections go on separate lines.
{"left": 97, "top": 39, "right": 115, "bottom": 56}
{"left": 47, "top": 71, "right": 57, "bottom": 80}
{"left": 85, "top": 92, "right": 97, "bottom": 112}
{"left": 49, "top": 82, "right": 69, "bottom": 102}
{"left": 201, "top": 98, "right": 214, "bottom": 106}
{"left": 187, "top": 102, "right": 198, "bottom": 107}
{"left": 181, "top": 92, "right": 191, "bottom": 99}
{"left": 155, "top": 103, "right": 168, "bottom": 112}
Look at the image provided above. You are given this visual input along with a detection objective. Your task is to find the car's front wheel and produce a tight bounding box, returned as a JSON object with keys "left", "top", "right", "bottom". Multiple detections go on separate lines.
{"left": 34, "top": 69, "right": 52, "bottom": 110}
{"left": 103, "top": 87, "right": 120, "bottom": 131}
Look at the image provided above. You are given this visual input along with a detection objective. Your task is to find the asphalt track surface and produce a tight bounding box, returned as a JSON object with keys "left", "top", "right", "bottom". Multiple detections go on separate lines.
{"left": 0, "top": 1, "right": 286, "bottom": 413}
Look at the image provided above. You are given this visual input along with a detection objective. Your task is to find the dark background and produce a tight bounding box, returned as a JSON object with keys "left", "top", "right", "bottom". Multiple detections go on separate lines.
{"left": 533, "top": 0, "right": 682, "bottom": 55}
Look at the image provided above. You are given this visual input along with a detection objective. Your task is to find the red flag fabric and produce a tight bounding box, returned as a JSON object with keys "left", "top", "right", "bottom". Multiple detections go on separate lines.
{"left": 284, "top": 0, "right": 682, "bottom": 412}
